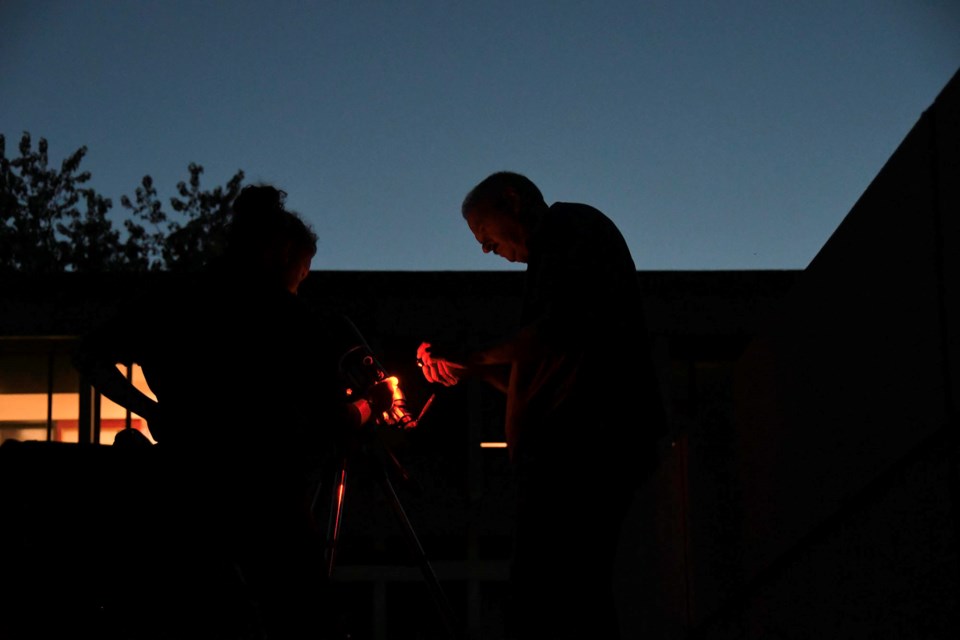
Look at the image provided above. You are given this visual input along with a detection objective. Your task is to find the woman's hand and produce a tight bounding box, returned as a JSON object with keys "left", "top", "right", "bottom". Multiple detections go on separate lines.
{"left": 142, "top": 401, "right": 166, "bottom": 442}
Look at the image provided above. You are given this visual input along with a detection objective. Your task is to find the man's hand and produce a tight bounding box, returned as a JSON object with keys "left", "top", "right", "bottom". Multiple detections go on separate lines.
{"left": 416, "top": 342, "right": 467, "bottom": 387}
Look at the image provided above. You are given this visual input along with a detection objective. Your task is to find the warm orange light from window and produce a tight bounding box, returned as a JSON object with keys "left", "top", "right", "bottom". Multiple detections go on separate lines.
{"left": 480, "top": 442, "right": 507, "bottom": 448}
{"left": 0, "top": 393, "right": 83, "bottom": 421}
{"left": 0, "top": 364, "right": 157, "bottom": 444}
{"left": 54, "top": 419, "right": 149, "bottom": 444}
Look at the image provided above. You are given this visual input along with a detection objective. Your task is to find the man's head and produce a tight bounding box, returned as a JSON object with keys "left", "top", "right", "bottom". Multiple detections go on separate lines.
{"left": 461, "top": 171, "right": 547, "bottom": 264}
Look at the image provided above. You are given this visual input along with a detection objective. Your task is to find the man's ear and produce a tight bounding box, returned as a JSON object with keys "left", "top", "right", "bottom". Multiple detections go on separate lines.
{"left": 504, "top": 187, "right": 534, "bottom": 226}
{"left": 503, "top": 187, "right": 520, "bottom": 211}
{"left": 503, "top": 188, "right": 527, "bottom": 222}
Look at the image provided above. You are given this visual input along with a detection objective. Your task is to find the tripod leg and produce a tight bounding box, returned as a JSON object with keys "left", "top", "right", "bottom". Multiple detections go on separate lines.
{"left": 325, "top": 457, "right": 349, "bottom": 579}
{"left": 375, "top": 466, "right": 462, "bottom": 640}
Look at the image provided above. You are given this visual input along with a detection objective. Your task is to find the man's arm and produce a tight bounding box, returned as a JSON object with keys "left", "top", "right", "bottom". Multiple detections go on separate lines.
{"left": 415, "top": 324, "right": 541, "bottom": 392}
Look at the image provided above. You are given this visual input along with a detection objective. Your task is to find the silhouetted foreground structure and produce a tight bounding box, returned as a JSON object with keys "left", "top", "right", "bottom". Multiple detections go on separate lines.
{"left": 2, "top": 67, "right": 958, "bottom": 639}
{"left": 680, "top": 66, "right": 959, "bottom": 638}
{"left": 0, "top": 268, "right": 796, "bottom": 639}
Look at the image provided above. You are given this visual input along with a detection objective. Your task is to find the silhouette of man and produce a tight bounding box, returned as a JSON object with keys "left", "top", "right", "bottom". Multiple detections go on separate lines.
{"left": 73, "top": 185, "right": 395, "bottom": 639}
{"left": 416, "top": 171, "right": 667, "bottom": 640}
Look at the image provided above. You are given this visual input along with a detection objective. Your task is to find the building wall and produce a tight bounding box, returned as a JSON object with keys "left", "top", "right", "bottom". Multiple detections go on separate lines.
{"left": 694, "top": 68, "right": 960, "bottom": 638}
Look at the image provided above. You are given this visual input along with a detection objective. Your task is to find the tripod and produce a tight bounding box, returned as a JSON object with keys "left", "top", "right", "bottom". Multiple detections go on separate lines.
{"left": 316, "top": 426, "right": 462, "bottom": 640}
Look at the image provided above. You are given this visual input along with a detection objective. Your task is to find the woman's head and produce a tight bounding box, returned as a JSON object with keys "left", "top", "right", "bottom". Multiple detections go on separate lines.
{"left": 228, "top": 184, "right": 318, "bottom": 293}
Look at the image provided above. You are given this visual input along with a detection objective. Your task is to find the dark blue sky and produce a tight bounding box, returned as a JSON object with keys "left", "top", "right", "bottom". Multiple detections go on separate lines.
{"left": 3, "top": 0, "right": 958, "bottom": 271}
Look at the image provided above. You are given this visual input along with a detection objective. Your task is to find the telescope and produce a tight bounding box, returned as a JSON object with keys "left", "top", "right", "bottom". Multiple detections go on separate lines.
{"left": 323, "top": 319, "right": 460, "bottom": 638}
{"left": 336, "top": 317, "right": 421, "bottom": 430}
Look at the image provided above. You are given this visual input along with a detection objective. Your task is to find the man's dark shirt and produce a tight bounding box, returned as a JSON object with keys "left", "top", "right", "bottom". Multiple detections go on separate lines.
{"left": 507, "top": 201, "right": 666, "bottom": 480}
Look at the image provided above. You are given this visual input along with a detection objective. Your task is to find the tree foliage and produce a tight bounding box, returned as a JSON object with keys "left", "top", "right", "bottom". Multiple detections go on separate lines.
{"left": 165, "top": 163, "right": 244, "bottom": 271}
{"left": 1, "top": 132, "right": 245, "bottom": 273}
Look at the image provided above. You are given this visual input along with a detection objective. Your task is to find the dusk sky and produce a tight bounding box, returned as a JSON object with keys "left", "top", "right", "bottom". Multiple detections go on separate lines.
{"left": 3, "top": 1, "right": 958, "bottom": 272}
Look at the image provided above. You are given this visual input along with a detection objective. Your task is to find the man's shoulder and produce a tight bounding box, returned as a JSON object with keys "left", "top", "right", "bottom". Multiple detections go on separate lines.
{"left": 549, "top": 201, "right": 612, "bottom": 221}
{"left": 549, "top": 201, "right": 601, "bottom": 213}
{"left": 547, "top": 201, "right": 620, "bottom": 236}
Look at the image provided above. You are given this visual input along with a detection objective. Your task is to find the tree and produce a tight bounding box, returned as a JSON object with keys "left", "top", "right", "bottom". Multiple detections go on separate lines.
{"left": 119, "top": 163, "right": 245, "bottom": 272}
{"left": 0, "top": 132, "right": 124, "bottom": 273}
{"left": 1, "top": 131, "right": 245, "bottom": 273}
{"left": 160, "top": 163, "right": 243, "bottom": 271}
{"left": 118, "top": 174, "right": 166, "bottom": 271}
